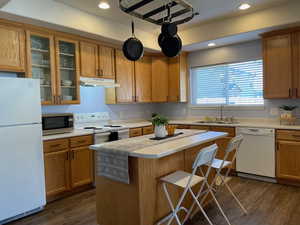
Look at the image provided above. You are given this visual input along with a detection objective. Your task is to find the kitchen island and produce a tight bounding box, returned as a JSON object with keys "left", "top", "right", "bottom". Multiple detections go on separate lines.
{"left": 90, "top": 130, "right": 227, "bottom": 225}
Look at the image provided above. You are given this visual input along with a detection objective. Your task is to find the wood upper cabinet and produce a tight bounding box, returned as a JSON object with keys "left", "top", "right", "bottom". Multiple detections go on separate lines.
{"left": 80, "top": 43, "right": 115, "bottom": 79}
{"left": 151, "top": 56, "right": 168, "bottom": 102}
{"left": 44, "top": 150, "right": 70, "bottom": 197}
{"left": 80, "top": 42, "right": 98, "bottom": 78}
{"left": 26, "top": 31, "right": 56, "bottom": 105}
{"left": 115, "top": 50, "right": 135, "bottom": 103}
{"left": 277, "top": 140, "right": 300, "bottom": 181}
{"left": 0, "top": 24, "right": 25, "bottom": 72}
{"left": 292, "top": 32, "right": 300, "bottom": 98}
{"left": 55, "top": 37, "right": 80, "bottom": 104}
{"left": 99, "top": 45, "right": 115, "bottom": 79}
{"left": 70, "top": 146, "right": 94, "bottom": 188}
{"left": 135, "top": 55, "right": 152, "bottom": 103}
{"left": 263, "top": 34, "right": 292, "bottom": 98}
{"left": 168, "top": 52, "right": 188, "bottom": 102}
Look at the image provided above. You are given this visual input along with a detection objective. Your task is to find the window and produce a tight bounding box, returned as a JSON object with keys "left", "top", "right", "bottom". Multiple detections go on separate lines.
{"left": 190, "top": 60, "right": 263, "bottom": 106}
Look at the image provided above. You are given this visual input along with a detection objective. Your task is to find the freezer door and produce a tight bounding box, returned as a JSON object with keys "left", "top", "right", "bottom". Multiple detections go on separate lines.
{"left": 0, "top": 78, "right": 41, "bottom": 126}
{"left": 0, "top": 124, "right": 46, "bottom": 221}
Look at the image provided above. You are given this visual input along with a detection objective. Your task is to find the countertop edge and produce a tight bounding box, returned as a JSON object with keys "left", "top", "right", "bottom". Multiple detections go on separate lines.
{"left": 129, "top": 131, "right": 228, "bottom": 159}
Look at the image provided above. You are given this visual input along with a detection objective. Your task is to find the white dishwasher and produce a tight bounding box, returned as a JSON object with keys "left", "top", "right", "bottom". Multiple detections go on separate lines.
{"left": 236, "top": 127, "right": 276, "bottom": 181}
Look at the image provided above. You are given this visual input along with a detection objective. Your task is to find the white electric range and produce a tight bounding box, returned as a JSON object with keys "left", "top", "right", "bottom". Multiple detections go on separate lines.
{"left": 74, "top": 112, "right": 129, "bottom": 144}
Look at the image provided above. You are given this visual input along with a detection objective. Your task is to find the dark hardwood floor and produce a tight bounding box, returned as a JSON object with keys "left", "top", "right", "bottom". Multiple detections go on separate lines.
{"left": 8, "top": 177, "right": 300, "bottom": 225}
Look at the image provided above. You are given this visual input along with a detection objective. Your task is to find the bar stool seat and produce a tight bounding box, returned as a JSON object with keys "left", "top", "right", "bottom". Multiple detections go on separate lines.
{"left": 161, "top": 170, "right": 205, "bottom": 188}
{"left": 211, "top": 159, "right": 231, "bottom": 169}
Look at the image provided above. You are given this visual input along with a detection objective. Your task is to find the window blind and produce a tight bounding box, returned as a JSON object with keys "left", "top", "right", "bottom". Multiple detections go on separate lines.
{"left": 190, "top": 60, "right": 263, "bottom": 106}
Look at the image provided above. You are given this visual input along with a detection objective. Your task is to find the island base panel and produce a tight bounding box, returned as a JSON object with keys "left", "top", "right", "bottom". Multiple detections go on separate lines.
{"left": 96, "top": 141, "right": 215, "bottom": 225}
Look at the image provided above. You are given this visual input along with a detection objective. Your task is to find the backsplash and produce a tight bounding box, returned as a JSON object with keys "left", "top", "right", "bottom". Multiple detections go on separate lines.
{"left": 42, "top": 86, "right": 156, "bottom": 120}
{"left": 156, "top": 100, "right": 300, "bottom": 121}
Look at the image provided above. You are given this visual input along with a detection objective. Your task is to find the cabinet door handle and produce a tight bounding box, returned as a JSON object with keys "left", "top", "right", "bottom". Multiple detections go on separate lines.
{"left": 66, "top": 152, "right": 69, "bottom": 160}
{"left": 296, "top": 88, "right": 298, "bottom": 98}
{"left": 289, "top": 88, "right": 292, "bottom": 97}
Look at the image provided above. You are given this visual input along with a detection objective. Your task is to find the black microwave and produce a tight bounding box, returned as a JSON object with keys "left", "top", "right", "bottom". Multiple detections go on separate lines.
{"left": 42, "top": 113, "right": 74, "bottom": 135}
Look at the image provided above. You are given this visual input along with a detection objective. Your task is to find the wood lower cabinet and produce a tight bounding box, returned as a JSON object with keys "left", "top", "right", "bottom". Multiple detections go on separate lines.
{"left": 174, "top": 124, "right": 236, "bottom": 170}
{"left": 43, "top": 135, "right": 94, "bottom": 201}
{"left": 115, "top": 50, "right": 135, "bottom": 103}
{"left": 142, "top": 126, "right": 154, "bottom": 135}
{"left": 276, "top": 130, "right": 300, "bottom": 184}
{"left": 129, "top": 127, "right": 143, "bottom": 137}
{"left": 70, "top": 146, "right": 94, "bottom": 188}
{"left": 0, "top": 24, "right": 25, "bottom": 72}
{"left": 151, "top": 56, "right": 168, "bottom": 102}
{"left": 44, "top": 150, "right": 70, "bottom": 197}
{"left": 135, "top": 55, "right": 152, "bottom": 103}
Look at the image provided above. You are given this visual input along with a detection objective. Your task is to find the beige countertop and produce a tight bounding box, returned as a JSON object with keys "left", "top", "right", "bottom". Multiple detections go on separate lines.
{"left": 42, "top": 118, "right": 300, "bottom": 141}
{"left": 129, "top": 131, "right": 227, "bottom": 158}
{"left": 42, "top": 129, "right": 94, "bottom": 141}
{"left": 90, "top": 130, "right": 227, "bottom": 159}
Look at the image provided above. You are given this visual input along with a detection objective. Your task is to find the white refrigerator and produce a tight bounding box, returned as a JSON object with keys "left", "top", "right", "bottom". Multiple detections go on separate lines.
{"left": 0, "top": 78, "right": 46, "bottom": 223}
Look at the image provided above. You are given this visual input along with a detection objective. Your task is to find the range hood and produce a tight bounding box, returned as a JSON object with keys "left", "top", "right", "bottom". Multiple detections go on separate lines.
{"left": 80, "top": 77, "right": 120, "bottom": 88}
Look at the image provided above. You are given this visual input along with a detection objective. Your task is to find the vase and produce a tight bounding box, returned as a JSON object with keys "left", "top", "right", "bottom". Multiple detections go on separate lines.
{"left": 154, "top": 125, "right": 167, "bottom": 138}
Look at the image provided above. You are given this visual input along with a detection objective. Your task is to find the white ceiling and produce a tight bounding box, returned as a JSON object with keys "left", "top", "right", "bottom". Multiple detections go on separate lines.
{"left": 57, "top": 0, "right": 288, "bottom": 32}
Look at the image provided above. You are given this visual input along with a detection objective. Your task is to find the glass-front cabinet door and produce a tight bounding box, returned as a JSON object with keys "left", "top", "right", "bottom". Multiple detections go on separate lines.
{"left": 56, "top": 37, "right": 80, "bottom": 104}
{"left": 26, "top": 31, "right": 56, "bottom": 105}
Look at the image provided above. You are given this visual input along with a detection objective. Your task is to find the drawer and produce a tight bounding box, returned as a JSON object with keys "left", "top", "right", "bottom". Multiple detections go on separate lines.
{"left": 175, "top": 124, "right": 190, "bottom": 129}
{"left": 189, "top": 125, "right": 210, "bottom": 130}
{"left": 277, "top": 130, "right": 300, "bottom": 141}
{"left": 44, "top": 138, "right": 69, "bottom": 153}
{"left": 130, "top": 128, "right": 143, "bottom": 137}
{"left": 70, "top": 135, "right": 93, "bottom": 148}
{"left": 210, "top": 126, "right": 235, "bottom": 137}
{"left": 142, "top": 126, "right": 153, "bottom": 135}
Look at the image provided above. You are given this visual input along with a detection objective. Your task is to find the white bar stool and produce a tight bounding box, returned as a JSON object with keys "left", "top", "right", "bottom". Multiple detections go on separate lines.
{"left": 156, "top": 144, "right": 229, "bottom": 225}
{"left": 188, "top": 135, "right": 248, "bottom": 223}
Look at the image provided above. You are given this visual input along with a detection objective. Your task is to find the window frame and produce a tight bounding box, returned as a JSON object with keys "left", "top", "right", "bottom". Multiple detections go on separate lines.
{"left": 188, "top": 59, "right": 265, "bottom": 110}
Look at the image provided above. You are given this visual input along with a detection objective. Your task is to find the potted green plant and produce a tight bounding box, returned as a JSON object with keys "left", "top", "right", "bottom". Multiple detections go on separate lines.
{"left": 151, "top": 114, "right": 169, "bottom": 138}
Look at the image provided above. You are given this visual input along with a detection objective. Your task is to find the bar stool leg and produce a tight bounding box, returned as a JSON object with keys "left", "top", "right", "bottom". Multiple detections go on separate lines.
{"left": 220, "top": 175, "right": 248, "bottom": 215}
{"left": 188, "top": 188, "right": 214, "bottom": 225}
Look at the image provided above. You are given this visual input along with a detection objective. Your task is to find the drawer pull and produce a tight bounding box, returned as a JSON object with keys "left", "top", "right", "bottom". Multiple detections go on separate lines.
{"left": 76, "top": 140, "right": 86, "bottom": 144}
{"left": 292, "top": 135, "right": 300, "bottom": 138}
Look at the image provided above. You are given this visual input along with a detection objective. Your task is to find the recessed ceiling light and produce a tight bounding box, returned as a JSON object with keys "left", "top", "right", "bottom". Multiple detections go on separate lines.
{"left": 98, "top": 1, "right": 110, "bottom": 9}
{"left": 238, "top": 3, "right": 251, "bottom": 10}
{"left": 208, "top": 42, "right": 216, "bottom": 47}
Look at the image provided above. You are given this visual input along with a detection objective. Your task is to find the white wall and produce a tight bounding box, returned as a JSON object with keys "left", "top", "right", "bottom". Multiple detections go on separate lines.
{"left": 158, "top": 40, "right": 300, "bottom": 119}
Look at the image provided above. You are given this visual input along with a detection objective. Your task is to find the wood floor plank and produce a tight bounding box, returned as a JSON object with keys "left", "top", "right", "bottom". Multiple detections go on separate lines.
{"left": 7, "top": 177, "right": 300, "bottom": 225}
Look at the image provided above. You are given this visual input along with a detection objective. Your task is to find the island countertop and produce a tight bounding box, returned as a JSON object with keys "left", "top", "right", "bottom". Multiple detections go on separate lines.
{"left": 90, "top": 130, "right": 228, "bottom": 159}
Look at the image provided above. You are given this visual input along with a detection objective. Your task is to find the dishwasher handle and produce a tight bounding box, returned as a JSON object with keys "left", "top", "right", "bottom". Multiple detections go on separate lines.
{"left": 237, "top": 127, "right": 274, "bottom": 136}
